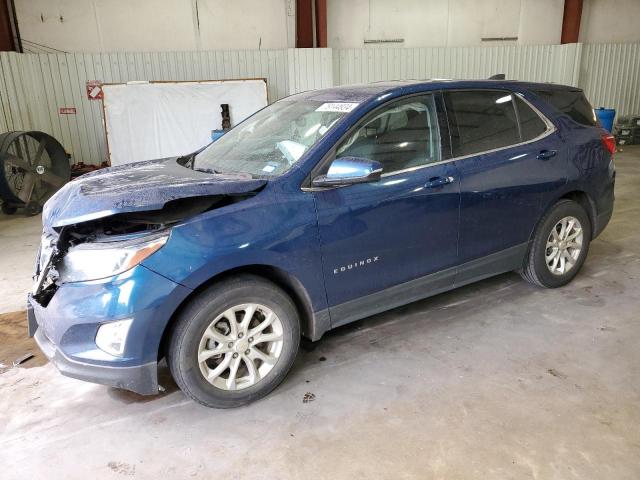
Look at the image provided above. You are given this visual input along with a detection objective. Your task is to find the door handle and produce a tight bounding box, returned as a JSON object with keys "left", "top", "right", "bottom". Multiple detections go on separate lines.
{"left": 425, "top": 176, "right": 454, "bottom": 189}
{"left": 537, "top": 149, "right": 557, "bottom": 160}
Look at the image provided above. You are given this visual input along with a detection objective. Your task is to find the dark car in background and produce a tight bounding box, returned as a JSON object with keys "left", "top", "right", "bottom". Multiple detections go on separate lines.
{"left": 614, "top": 115, "right": 640, "bottom": 145}
{"left": 28, "top": 80, "right": 615, "bottom": 408}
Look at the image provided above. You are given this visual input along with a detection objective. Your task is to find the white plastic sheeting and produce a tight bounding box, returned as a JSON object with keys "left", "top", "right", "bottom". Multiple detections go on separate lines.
{"left": 102, "top": 80, "right": 267, "bottom": 166}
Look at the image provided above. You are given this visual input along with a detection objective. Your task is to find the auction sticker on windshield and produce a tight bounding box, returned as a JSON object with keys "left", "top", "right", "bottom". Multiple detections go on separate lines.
{"left": 316, "top": 102, "right": 359, "bottom": 113}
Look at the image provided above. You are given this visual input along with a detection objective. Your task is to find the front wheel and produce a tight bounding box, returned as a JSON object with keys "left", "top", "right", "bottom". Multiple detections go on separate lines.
{"left": 1, "top": 203, "right": 17, "bottom": 215}
{"left": 520, "top": 199, "right": 591, "bottom": 288}
{"left": 168, "top": 275, "right": 300, "bottom": 408}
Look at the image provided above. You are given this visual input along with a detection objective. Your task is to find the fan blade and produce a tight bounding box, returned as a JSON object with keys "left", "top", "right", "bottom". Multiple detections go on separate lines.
{"left": 2, "top": 153, "right": 33, "bottom": 172}
{"left": 34, "top": 139, "right": 47, "bottom": 165}
{"left": 38, "top": 170, "right": 66, "bottom": 189}
{"left": 17, "top": 172, "right": 36, "bottom": 203}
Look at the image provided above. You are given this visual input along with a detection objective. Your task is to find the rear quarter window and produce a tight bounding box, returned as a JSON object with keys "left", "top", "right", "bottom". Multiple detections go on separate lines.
{"left": 532, "top": 89, "right": 597, "bottom": 127}
{"left": 515, "top": 96, "right": 548, "bottom": 141}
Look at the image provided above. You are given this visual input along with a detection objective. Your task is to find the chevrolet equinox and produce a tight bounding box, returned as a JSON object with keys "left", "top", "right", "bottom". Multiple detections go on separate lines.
{"left": 28, "top": 80, "right": 615, "bottom": 407}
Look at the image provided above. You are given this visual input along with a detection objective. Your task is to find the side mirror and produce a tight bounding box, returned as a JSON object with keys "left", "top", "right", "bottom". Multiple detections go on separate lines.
{"left": 311, "top": 156, "right": 383, "bottom": 188}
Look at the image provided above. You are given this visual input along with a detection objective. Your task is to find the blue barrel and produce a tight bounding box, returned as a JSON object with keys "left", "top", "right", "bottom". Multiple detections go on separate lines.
{"left": 211, "top": 129, "right": 226, "bottom": 142}
{"left": 595, "top": 108, "right": 616, "bottom": 133}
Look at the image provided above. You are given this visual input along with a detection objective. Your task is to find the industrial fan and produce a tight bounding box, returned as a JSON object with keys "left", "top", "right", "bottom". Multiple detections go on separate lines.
{"left": 0, "top": 131, "right": 70, "bottom": 216}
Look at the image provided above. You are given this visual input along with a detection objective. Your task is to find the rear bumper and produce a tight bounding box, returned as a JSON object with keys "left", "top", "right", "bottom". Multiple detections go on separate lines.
{"left": 32, "top": 322, "right": 158, "bottom": 395}
{"left": 592, "top": 163, "right": 615, "bottom": 239}
{"left": 594, "top": 206, "right": 613, "bottom": 238}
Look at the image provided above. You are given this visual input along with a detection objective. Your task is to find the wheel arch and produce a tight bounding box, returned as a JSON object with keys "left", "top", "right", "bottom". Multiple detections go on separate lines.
{"left": 520, "top": 189, "right": 597, "bottom": 272}
{"left": 158, "top": 264, "right": 327, "bottom": 360}
{"left": 557, "top": 190, "right": 597, "bottom": 238}
{"left": 535, "top": 189, "right": 597, "bottom": 241}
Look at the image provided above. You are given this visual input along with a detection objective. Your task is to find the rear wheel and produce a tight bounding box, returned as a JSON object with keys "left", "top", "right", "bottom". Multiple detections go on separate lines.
{"left": 168, "top": 275, "right": 300, "bottom": 408}
{"left": 521, "top": 200, "right": 591, "bottom": 288}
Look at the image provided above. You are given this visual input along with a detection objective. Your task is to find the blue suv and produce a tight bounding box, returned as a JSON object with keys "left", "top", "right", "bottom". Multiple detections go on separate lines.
{"left": 28, "top": 80, "right": 615, "bottom": 407}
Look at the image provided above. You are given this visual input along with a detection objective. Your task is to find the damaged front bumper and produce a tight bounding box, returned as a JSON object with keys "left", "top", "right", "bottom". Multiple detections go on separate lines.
{"left": 28, "top": 264, "right": 192, "bottom": 395}
{"left": 29, "top": 309, "right": 158, "bottom": 395}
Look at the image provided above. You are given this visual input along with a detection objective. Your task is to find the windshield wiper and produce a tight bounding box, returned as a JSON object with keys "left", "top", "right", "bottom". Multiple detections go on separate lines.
{"left": 194, "top": 167, "right": 224, "bottom": 174}
{"left": 194, "top": 168, "right": 222, "bottom": 175}
{"left": 179, "top": 144, "right": 210, "bottom": 169}
{"left": 177, "top": 152, "right": 196, "bottom": 169}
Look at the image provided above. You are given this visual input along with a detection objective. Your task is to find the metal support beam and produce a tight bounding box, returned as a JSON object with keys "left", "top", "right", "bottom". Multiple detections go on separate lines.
{"left": 561, "top": 0, "right": 583, "bottom": 44}
{"left": 0, "top": 0, "right": 20, "bottom": 51}
{"left": 314, "top": 0, "right": 327, "bottom": 48}
{"left": 296, "top": 0, "right": 313, "bottom": 48}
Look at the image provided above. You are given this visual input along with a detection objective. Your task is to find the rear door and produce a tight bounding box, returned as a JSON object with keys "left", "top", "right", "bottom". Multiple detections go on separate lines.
{"left": 531, "top": 88, "right": 603, "bottom": 166}
{"left": 443, "top": 89, "right": 564, "bottom": 282}
{"left": 530, "top": 88, "right": 612, "bottom": 221}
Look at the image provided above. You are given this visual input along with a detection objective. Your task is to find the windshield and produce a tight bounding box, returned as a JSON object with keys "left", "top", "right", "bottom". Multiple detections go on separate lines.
{"left": 194, "top": 99, "right": 352, "bottom": 177}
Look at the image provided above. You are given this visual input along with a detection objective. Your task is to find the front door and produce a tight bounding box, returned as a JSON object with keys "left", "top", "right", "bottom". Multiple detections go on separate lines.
{"left": 311, "top": 94, "right": 460, "bottom": 326}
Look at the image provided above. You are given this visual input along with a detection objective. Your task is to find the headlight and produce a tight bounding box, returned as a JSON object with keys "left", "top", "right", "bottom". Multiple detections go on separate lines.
{"left": 96, "top": 319, "right": 133, "bottom": 356}
{"left": 59, "top": 233, "right": 168, "bottom": 283}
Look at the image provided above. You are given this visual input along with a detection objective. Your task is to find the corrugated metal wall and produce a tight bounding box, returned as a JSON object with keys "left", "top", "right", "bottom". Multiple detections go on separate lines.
{"left": 287, "top": 48, "right": 333, "bottom": 95}
{"left": 580, "top": 43, "right": 640, "bottom": 116}
{"left": 1, "top": 43, "right": 639, "bottom": 165}
{"left": 333, "top": 44, "right": 582, "bottom": 87}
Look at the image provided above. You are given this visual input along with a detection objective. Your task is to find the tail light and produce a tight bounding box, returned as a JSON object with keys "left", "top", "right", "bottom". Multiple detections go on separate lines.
{"left": 601, "top": 132, "right": 615, "bottom": 155}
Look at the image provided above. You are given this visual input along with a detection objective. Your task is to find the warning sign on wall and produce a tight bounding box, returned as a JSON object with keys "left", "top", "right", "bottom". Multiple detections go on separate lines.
{"left": 59, "top": 107, "right": 77, "bottom": 115}
{"left": 86, "top": 81, "right": 103, "bottom": 100}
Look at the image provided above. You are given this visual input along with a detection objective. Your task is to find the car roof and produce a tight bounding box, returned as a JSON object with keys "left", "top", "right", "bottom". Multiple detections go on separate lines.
{"left": 288, "top": 79, "right": 582, "bottom": 103}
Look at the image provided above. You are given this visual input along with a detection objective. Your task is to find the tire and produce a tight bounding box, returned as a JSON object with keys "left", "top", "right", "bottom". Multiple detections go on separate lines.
{"left": 520, "top": 199, "right": 592, "bottom": 288}
{"left": 1, "top": 203, "right": 17, "bottom": 215}
{"left": 168, "top": 274, "right": 300, "bottom": 408}
{"left": 26, "top": 201, "right": 42, "bottom": 216}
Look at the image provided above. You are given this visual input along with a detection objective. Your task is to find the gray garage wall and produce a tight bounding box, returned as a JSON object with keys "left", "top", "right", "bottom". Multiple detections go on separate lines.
{"left": 0, "top": 43, "right": 638, "bottom": 166}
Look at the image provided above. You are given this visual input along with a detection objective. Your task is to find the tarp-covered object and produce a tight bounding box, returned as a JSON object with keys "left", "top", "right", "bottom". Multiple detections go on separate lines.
{"left": 103, "top": 80, "right": 268, "bottom": 166}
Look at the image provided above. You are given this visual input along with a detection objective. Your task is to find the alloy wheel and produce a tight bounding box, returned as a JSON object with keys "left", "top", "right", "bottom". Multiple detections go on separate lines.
{"left": 197, "top": 303, "right": 284, "bottom": 391}
{"left": 545, "top": 215, "right": 583, "bottom": 275}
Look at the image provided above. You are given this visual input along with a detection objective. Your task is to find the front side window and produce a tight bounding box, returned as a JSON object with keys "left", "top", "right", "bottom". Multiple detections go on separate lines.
{"left": 445, "top": 90, "right": 520, "bottom": 157}
{"left": 335, "top": 95, "right": 441, "bottom": 174}
{"left": 194, "top": 99, "right": 350, "bottom": 177}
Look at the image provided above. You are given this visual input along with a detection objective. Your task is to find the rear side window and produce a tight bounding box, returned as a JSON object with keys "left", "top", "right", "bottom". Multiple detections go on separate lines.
{"left": 444, "top": 90, "right": 519, "bottom": 157}
{"left": 515, "top": 96, "right": 547, "bottom": 141}
{"left": 532, "top": 89, "right": 596, "bottom": 127}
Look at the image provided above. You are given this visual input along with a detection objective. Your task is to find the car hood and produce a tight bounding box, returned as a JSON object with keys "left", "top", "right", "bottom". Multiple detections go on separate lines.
{"left": 43, "top": 158, "right": 267, "bottom": 228}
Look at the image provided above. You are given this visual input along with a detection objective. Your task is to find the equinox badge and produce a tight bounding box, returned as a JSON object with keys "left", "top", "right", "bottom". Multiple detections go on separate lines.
{"left": 333, "top": 256, "right": 380, "bottom": 274}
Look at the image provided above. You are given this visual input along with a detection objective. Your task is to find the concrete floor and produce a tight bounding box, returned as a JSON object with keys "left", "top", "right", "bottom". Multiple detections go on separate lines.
{"left": 1, "top": 147, "right": 639, "bottom": 479}
{"left": 0, "top": 211, "right": 41, "bottom": 314}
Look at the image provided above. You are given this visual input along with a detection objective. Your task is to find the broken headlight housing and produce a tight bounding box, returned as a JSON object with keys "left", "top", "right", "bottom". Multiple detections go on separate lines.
{"left": 58, "top": 233, "right": 169, "bottom": 283}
